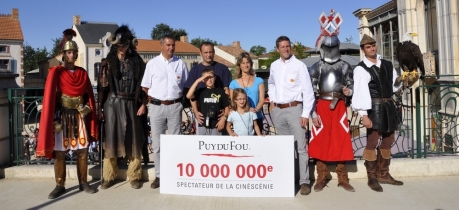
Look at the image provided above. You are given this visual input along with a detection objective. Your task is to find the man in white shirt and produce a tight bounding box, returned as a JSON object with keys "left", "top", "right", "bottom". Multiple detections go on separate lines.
{"left": 268, "top": 36, "right": 315, "bottom": 196}
{"left": 141, "top": 35, "right": 189, "bottom": 189}
{"left": 351, "top": 34, "right": 403, "bottom": 192}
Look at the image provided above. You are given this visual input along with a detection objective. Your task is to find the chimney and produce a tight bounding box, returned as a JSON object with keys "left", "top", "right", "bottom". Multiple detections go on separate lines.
{"left": 11, "top": 8, "right": 18, "bottom": 20}
{"left": 73, "top": 15, "right": 81, "bottom": 25}
{"left": 180, "top": 35, "right": 188, "bottom": 43}
{"left": 232, "top": 41, "right": 241, "bottom": 48}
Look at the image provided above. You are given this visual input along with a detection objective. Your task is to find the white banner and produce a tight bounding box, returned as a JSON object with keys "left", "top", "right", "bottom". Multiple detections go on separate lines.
{"left": 160, "top": 135, "right": 294, "bottom": 197}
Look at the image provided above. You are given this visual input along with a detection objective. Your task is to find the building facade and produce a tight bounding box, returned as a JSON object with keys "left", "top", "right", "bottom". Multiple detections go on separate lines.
{"left": 71, "top": 15, "right": 118, "bottom": 87}
{"left": 215, "top": 41, "right": 259, "bottom": 70}
{"left": 136, "top": 36, "right": 201, "bottom": 70}
{"left": 354, "top": 0, "right": 459, "bottom": 153}
{"left": 0, "top": 8, "right": 24, "bottom": 166}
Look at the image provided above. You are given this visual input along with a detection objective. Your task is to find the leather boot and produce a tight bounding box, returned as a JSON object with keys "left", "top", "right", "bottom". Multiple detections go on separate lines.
{"left": 313, "top": 160, "right": 329, "bottom": 192}
{"left": 377, "top": 149, "right": 403, "bottom": 185}
{"left": 76, "top": 148, "right": 96, "bottom": 194}
{"left": 336, "top": 162, "right": 355, "bottom": 192}
{"left": 364, "top": 160, "right": 383, "bottom": 192}
{"left": 49, "top": 151, "right": 66, "bottom": 199}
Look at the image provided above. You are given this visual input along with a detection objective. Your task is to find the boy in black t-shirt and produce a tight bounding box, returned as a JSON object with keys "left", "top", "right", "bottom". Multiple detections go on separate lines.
{"left": 186, "top": 69, "right": 230, "bottom": 135}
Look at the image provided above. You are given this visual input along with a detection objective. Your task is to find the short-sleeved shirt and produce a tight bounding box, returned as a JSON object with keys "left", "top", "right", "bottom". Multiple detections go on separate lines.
{"left": 184, "top": 62, "right": 232, "bottom": 90}
{"left": 229, "top": 77, "right": 264, "bottom": 119}
{"left": 195, "top": 87, "right": 230, "bottom": 128}
{"left": 227, "top": 110, "right": 258, "bottom": 136}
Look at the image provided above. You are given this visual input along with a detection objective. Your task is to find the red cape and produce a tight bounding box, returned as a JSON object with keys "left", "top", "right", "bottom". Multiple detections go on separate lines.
{"left": 36, "top": 66, "right": 98, "bottom": 158}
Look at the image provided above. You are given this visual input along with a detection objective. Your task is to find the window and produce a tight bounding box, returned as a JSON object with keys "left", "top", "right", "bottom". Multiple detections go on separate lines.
{"left": 425, "top": 0, "right": 439, "bottom": 75}
{"left": 0, "top": 59, "right": 10, "bottom": 71}
{"left": 425, "top": 0, "right": 438, "bottom": 52}
{"left": 0, "top": 46, "right": 7, "bottom": 53}
{"left": 95, "top": 49, "right": 102, "bottom": 56}
{"left": 94, "top": 62, "right": 101, "bottom": 80}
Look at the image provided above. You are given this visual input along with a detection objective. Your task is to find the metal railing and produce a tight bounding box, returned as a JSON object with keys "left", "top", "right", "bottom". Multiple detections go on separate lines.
{"left": 8, "top": 81, "right": 459, "bottom": 165}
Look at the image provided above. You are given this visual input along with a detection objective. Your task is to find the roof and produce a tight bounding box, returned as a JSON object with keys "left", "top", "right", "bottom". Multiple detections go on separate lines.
{"left": 258, "top": 53, "right": 271, "bottom": 59}
{"left": 75, "top": 22, "right": 118, "bottom": 44}
{"left": 213, "top": 54, "right": 234, "bottom": 68}
{"left": 366, "top": 0, "right": 397, "bottom": 20}
{"left": 301, "top": 55, "right": 360, "bottom": 68}
{"left": 306, "top": 43, "right": 360, "bottom": 53}
{"left": 0, "top": 11, "right": 23, "bottom": 40}
{"left": 216, "top": 45, "right": 258, "bottom": 59}
{"left": 136, "top": 39, "right": 200, "bottom": 53}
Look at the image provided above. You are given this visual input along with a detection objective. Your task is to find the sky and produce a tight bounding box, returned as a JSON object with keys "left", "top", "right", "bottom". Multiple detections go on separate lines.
{"left": 2, "top": 0, "right": 390, "bottom": 52}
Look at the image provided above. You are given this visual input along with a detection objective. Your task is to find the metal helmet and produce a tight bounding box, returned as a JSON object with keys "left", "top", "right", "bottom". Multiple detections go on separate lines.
{"left": 319, "top": 36, "right": 341, "bottom": 63}
{"left": 61, "top": 29, "right": 78, "bottom": 52}
{"left": 315, "top": 9, "right": 343, "bottom": 63}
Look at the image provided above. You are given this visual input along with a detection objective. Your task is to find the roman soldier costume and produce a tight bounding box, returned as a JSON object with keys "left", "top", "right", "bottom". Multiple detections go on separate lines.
{"left": 37, "top": 29, "right": 98, "bottom": 199}
{"left": 308, "top": 10, "right": 355, "bottom": 192}
{"left": 98, "top": 25, "right": 148, "bottom": 189}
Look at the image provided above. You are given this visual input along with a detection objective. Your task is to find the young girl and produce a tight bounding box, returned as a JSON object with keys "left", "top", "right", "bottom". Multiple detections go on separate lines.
{"left": 226, "top": 88, "right": 262, "bottom": 136}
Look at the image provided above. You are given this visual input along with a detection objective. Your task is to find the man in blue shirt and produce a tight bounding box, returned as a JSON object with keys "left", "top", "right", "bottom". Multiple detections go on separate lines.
{"left": 184, "top": 42, "right": 232, "bottom": 134}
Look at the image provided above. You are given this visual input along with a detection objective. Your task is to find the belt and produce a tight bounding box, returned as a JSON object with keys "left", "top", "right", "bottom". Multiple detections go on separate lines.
{"left": 115, "top": 92, "right": 135, "bottom": 100}
{"left": 372, "top": 98, "right": 392, "bottom": 105}
{"left": 319, "top": 92, "right": 344, "bottom": 100}
{"left": 150, "top": 98, "right": 181, "bottom": 105}
{"left": 59, "top": 94, "right": 83, "bottom": 109}
{"left": 273, "top": 101, "right": 301, "bottom": 109}
{"left": 320, "top": 92, "right": 345, "bottom": 109}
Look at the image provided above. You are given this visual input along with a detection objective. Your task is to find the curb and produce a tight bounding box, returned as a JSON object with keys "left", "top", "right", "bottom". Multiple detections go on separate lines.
{"left": 3, "top": 156, "right": 459, "bottom": 180}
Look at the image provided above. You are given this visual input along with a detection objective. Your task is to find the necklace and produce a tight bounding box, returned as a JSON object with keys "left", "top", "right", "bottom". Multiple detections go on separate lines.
{"left": 237, "top": 110, "right": 252, "bottom": 135}
{"left": 241, "top": 75, "right": 251, "bottom": 89}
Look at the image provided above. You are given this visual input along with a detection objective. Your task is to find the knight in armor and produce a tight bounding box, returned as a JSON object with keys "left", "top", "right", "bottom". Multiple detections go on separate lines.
{"left": 352, "top": 34, "right": 404, "bottom": 192}
{"left": 308, "top": 10, "right": 355, "bottom": 192}
{"left": 97, "top": 25, "right": 148, "bottom": 189}
{"left": 37, "top": 29, "right": 98, "bottom": 199}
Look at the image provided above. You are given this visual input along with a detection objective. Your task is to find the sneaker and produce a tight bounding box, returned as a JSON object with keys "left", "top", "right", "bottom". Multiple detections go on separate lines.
{"left": 150, "top": 178, "right": 160, "bottom": 189}
{"left": 300, "top": 183, "right": 311, "bottom": 195}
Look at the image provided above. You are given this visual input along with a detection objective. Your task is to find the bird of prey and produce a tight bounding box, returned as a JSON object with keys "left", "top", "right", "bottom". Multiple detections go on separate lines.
{"left": 395, "top": 32, "right": 425, "bottom": 87}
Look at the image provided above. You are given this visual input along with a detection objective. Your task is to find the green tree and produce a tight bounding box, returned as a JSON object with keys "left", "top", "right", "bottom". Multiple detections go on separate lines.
{"left": 249, "top": 45, "right": 266, "bottom": 56}
{"left": 292, "top": 42, "right": 309, "bottom": 59}
{"left": 49, "top": 37, "right": 62, "bottom": 57}
{"left": 257, "top": 48, "right": 279, "bottom": 69}
{"left": 190, "top": 37, "right": 221, "bottom": 48}
{"left": 171, "top": 28, "right": 187, "bottom": 40}
{"left": 23, "top": 43, "right": 49, "bottom": 73}
{"left": 150, "top": 23, "right": 187, "bottom": 40}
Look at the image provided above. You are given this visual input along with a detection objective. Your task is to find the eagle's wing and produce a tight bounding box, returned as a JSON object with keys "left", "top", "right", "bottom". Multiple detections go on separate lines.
{"left": 408, "top": 42, "right": 425, "bottom": 76}
{"left": 395, "top": 42, "right": 409, "bottom": 72}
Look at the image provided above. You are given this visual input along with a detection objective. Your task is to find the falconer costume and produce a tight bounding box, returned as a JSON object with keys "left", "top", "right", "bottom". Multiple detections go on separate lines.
{"left": 308, "top": 10, "right": 355, "bottom": 192}
{"left": 352, "top": 34, "right": 404, "bottom": 192}
{"left": 37, "top": 29, "right": 98, "bottom": 199}
{"left": 98, "top": 25, "right": 148, "bottom": 189}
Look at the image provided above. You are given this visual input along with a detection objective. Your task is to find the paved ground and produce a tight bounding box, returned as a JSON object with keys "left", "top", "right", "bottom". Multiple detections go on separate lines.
{"left": 1, "top": 176, "right": 458, "bottom": 210}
